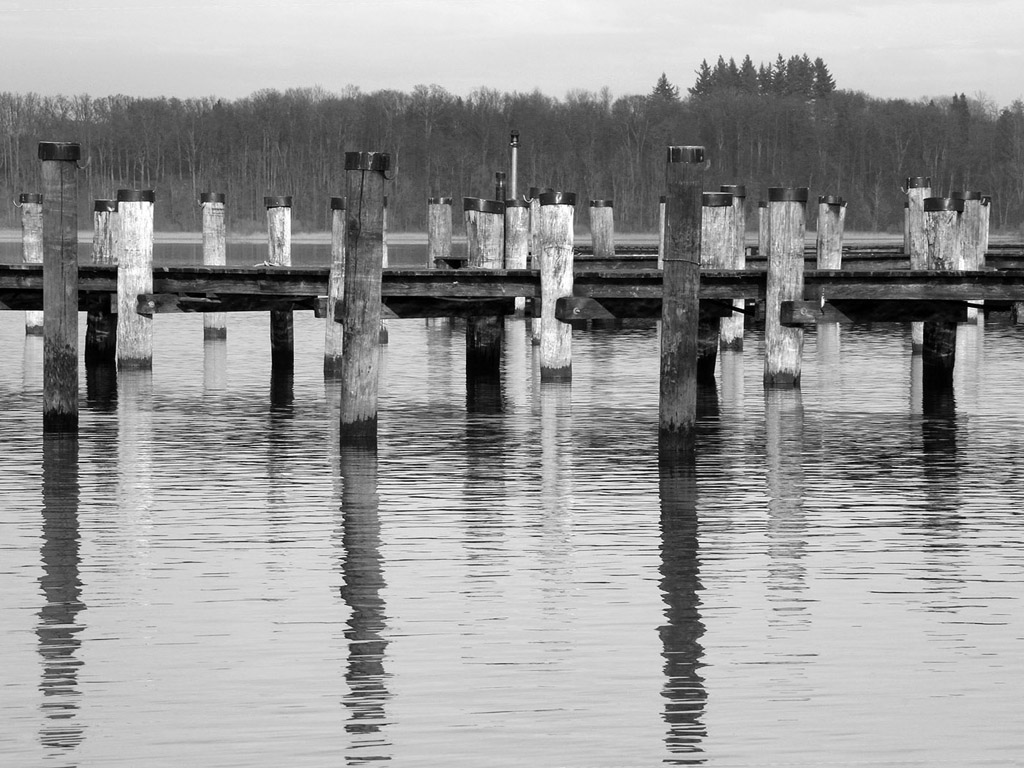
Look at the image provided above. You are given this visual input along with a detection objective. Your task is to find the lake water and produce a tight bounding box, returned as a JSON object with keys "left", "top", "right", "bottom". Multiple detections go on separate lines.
{"left": 2, "top": 243, "right": 1024, "bottom": 767}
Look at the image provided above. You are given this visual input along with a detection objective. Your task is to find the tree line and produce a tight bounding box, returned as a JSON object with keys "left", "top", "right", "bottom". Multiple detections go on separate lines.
{"left": 2, "top": 73, "right": 1024, "bottom": 235}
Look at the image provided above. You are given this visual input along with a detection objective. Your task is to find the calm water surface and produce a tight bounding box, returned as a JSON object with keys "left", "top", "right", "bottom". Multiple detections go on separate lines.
{"left": 1, "top": 244, "right": 1023, "bottom": 766}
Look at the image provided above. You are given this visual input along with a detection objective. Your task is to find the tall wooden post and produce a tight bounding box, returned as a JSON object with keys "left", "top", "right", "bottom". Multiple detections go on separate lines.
{"left": 201, "top": 192, "right": 227, "bottom": 339}
{"left": 660, "top": 146, "right": 704, "bottom": 455}
{"left": 427, "top": 196, "right": 453, "bottom": 267}
{"left": 764, "top": 187, "right": 808, "bottom": 389}
{"left": 953, "top": 190, "right": 984, "bottom": 323}
{"left": 116, "top": 189, "right": 155, "bottom": 370}
{"left": 464, "top": 197, "right": 505, "bottom": 376}
{"left": 815, "top": 195, "right": 846, "bottom": 269}
{"left": 903, "top": 202, "right": 910, "bottom": 255}
{"left": 39, "top": 142, "right": 80, "bottom": 433}
{"left": 340, "top": 151, "right": 389, "bottom": 449}
{"left": 922, "top": 197, "right": 962, "bottom": 385}
{"left": 699, "top": 191, "right": 732, "bottom": 382}
{"left": 85, "top": 199, "right": 117, "bottom": 364}
{"left": 906, "top": 177, "right": 932, "bottom": 353}
{"left": 528, "top": 186, "right": 550, "bottom": 269}
{"left": 539, "top": 191, "right": 575, "bottom": 381}
{"left": 505, "top": 197, "right": 530, "bottom": 315}
{"left": 265, "top": 195, "right": 293, "bottom": 371}
{"left": 719, "top": 185, "right": 746, "bottom": 350}
{"left": 19, "top": 192, "right": 44, "bottom": 335}
{"left": 589, "top": 199, "right": 615, "bottom": 260}
{"left": 757, "top": 200, "right": 769, "bottom": 259}
{"left": 657, "top": 195, "right": 667, "bottom": 269}
{"left": 325, "top": 196, "right": 346, "bottom": 377}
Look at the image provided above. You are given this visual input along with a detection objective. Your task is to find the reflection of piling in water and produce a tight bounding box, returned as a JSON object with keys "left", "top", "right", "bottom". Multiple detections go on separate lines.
{"left": 337, "top": 448, "right": 391, "bottom": 757}
{"left": 20, "top": 192, "right": 44, "bottom": 335}
{"left": 38, "top": 436, "right": 86, "bottom": 753}
{"left": 657, "top": 456, "right": 707, "bottom": 761}
{"left": 203, "top": 338, "right": 228, "bottom": 393}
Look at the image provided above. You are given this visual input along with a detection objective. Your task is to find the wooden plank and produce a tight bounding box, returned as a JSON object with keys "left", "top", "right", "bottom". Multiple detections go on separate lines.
{"left": 781, "top": 299, "right": 969, "bottom": 326}
{"left": 555, "top": 296, "right": 735, "bottom": 322}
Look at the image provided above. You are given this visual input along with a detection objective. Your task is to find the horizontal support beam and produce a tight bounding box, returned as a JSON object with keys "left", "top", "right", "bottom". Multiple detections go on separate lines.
{"left": 781, "top": 299, "right": 969, "bottom": 326}
{"left": 555, "top": 296, "right": 738, "bottom": 322}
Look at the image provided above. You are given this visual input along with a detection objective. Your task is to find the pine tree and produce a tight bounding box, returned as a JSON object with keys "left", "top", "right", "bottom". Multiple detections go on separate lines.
{"left": 812, "top": 57, "right": 835, "bottom": 98}
{"left": 739, "top": 55, "right": 759, "bottom": 93}
{"left": 651, "top": 72, "right": 680, "bottom": 102}
{"left": 688, "top": 60, "right": 714, "bottom": 97}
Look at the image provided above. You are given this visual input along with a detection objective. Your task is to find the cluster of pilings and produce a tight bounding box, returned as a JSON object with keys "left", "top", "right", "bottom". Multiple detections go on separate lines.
{"left": 19, "top": 141, "right": 1002, "bottom": 457}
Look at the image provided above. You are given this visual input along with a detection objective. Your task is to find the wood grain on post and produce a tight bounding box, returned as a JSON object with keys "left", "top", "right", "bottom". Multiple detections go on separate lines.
{"left": 953, "top": 190, "right": 984, "bottom": 323}
{"left": 757, "top": 200, "right": 769, "bottom": 260}
{"left": 504, "top": 197, "right": 530, "bottom": 315}
{"left": 325, "top": 196, "right": 346, "bottom": 377}
{"left": 427, "top": 196, "right": 453, "bottom": 267}
{"left": 922, "top": 197, "right": 963, "bottom": 383}
{"left": 39, "top": 142, "right": 80, "bottom": 433}
{"left": 815, "top": 195, "right": 846, "bottom": 269}
{"left": 764, "top": 187, "right": 808, "bottom": 389}
{"left": 589, "top": 199, "right": 615, "bottom": 260}
{"left": 340, "top": 151, "right": 389, "bottom": 448}
{"left": 699, "top": 191, "right": 732, "bottom": 382}
{"left": 85, "top": 199, "right": 117, "bottom": 364}
{"left": 719, "top": 184, "right": 746, "bottom": 350}
{"left": 265, "top": 195, "right": 293, "bottom": 370}
{"left": 116, "top": 189, "right": 155, "bottom": 370}
{"left": 464, "top": 197, "right": 505, "bottom": 377}
{"left": 660, "top": 146, "right": 704, "bottom": 455}
{"left": 201, "top": 192, "right": 227, "bottom": 339}
{"left": 19, "top": 192, "right": 44, "bottom": 335}
{"left": 906, "top": 177, "right": 932, "bottom": 353}
{"left": 539, "top": 191, "right": 575, "bottom": 381}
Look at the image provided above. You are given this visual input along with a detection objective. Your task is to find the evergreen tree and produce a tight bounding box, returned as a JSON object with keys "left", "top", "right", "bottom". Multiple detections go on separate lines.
{"left": 688, "top": 59, "right": 714, "bottom": 97}
{"left": 739, "top": 55, "right": 759, "bottom": 93}
{"left": 651, "top": 72, "right": 680, "bottom": 102}
{"left": 812, "top": 57, "right": 835, "bottom": 98}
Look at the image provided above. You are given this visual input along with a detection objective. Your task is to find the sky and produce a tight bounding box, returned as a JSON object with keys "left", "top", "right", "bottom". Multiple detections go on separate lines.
{"left": 2, "top": 0, "right": 1023, "bottom": 108}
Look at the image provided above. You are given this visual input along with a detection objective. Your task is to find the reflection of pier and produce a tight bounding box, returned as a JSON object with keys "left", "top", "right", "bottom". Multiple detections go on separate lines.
{"left": 337, "top": 448, "right": 391, "bottom": 763}
{"left": 38, "top": 436, "right": 86, "bottom": 753}
{"left": 658, "top": 458, "right": 707, "bottom": 763}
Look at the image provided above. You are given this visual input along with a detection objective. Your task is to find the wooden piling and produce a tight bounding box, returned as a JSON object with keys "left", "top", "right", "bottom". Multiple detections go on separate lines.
{"left": 658, "top": 195, "right": 667, "bottom": 269}
{"left": 764, "top": 187, "right": 808, "bottom": 389}
{"left": 953, "top": 190, "right": 984, "bottom": 323}
{"left": 505, "top": 198, "right": 530, "bottom": 315}
{"left": 539, "top": 191, "right": 575, "bottom": 381}
{"left": 265, "top": 195, "right": 293, "bottom": 371}
{"left": 19, "top": 192, "right": 44, "bottom": 335}
{"left": 427, "top": 196, "right": 453, "bottom": 267}
{"left": 906, "top": 177, "right": 932, "bottom": 353}
{"left": 757, "top": 200, "right": 769, "bottom": 260}
{"left": 325, "top": 196, "right": 346, "bottom": 377}
{"left": 528, "top": 186, "right": 550, "bottom": 269}
{"left": 922, "top": 197, "right": 963, "bottom": 384}
{"left": 200, "top": 192, "right": 227, "bottom": 339}
{"left": 39, "top": 143, "right": 80, "bottom": 433}
{"left": 464, "top": 197, "right": 505, "bottom": 377}
{"left": 719, "top": 184, "right": 746, "bottom": 350}
{"left": 339, "top": 151, "right": 389, "bottom": 448}
{"left": 660, "top": 146, "right": 704, "bottom": 455}
{"left": 116, "top": 189, "right": 155, "bottom": 370}
{"left": 816, "top": 195, "right": 846, "bottom": 269}
{"left": 699, "top": 191, "right": 733, "bottom": 382}
{"left": 85, "top": 199, "right": 117, "bottom": 365}
{"left": 589, "top": 199, "right": 615, "bottom": 260}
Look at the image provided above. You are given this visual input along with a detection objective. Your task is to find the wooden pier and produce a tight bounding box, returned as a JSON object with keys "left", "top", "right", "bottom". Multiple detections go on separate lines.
{"left": 12, "top": 141, "right": 1024, "bottom": 454}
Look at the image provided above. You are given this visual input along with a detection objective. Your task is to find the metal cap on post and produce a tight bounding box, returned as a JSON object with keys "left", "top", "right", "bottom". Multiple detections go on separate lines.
{"left": 200, "top": 192, "right": 226, "bottom": 204}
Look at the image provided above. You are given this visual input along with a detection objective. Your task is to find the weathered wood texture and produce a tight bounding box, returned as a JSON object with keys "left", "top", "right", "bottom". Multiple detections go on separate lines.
{"left": 464, "top": 198, "right": 505, "bottom": 376}
{"left": 955, "top": 191, "right": 985, "bottom": 323}
{"left": 325, "top": 197, "right": 346, "bottom": 376}
{"left": 922, "top": 197, "right": 962, "bottom": 383}
{"left": 340, "top": 151, "right": 388, "bottom": 448}
{"left": 657, "top": 195, "right": 667, "bottom": 269}
{"left": 660, "top": 146, "right": 704, "bottom": 454}
{"left": 265, "top": 197, "right": 293, "bottom": 370}
{"left": 427, "top": 197, "right": 453, "bottom": 267}
{"left": 589, "top": 200, "right": 615, "bottom": 260}
{"left": 201, "top": 193, "right": 227, "bottom": 339}
{"left": 698, "top": 193, "right": 732, "bottom": 382}
{"left": 764, "top": 188, "right": 807, "bottom": 388}
{"left": 906, "top": 177, "right": 931, "bottom": 352}
{"left": 20, "top": 193, "right": 44, "bottom": 334}
{"left": 116, "top": 190, "right": 155, "bottom": 370}
{"left": 816, "top": 196, "right": 845, "bottom": 269}
{"left": 539, "top": 192, "right": 575, "bottom": 381}
{"left": 505, "top": 199, "right": 530, "bottom": 314}
{"left": 85, "top": 199, "right": 117, "bottom": 364}
{"left": 40, "top": 143, "right": 79, "bottom": 433}
{"left": 719, "top": 185, "right": 746, "bottom": 350}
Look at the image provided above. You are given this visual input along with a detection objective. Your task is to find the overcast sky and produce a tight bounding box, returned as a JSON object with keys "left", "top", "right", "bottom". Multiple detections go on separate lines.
{"left": 2, "top": 0, "right": 1022, "bottom": 108}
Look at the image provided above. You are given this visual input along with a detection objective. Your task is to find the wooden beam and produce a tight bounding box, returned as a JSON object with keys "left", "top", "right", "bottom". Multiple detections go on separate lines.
{"left": 781, "top": 299, "right": 969, "bottom": 326}
{"left": 555, "top": 296, "right": 736, "bottom": 322}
